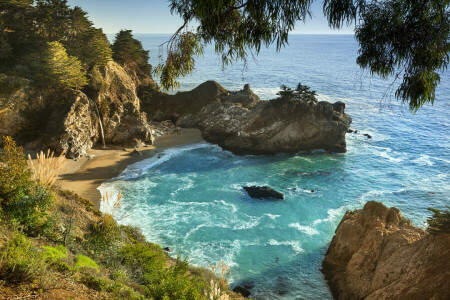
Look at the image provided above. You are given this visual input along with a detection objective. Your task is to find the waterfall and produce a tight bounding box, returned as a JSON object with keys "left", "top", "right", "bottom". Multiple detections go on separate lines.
{"left": 89, "top": 98, "right": 106, "bottom": 148}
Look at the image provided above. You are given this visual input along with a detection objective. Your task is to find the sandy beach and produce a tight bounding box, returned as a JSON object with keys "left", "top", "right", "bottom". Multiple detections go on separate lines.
{"left": 56, "top": 129, "right": 204, "bottom": 209}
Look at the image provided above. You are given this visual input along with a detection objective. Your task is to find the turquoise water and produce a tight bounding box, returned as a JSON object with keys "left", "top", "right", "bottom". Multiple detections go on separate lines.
{"left": 101, "top": 35, "right": 449, "bottom": 299}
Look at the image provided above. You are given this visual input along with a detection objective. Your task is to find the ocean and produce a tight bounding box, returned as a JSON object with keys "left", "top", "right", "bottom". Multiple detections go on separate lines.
{"left": 100, "top": 34, "right": 450, "bottom": 299}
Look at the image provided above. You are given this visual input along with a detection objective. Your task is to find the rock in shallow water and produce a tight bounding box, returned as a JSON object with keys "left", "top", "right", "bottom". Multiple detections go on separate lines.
{"left": 243, "top": 186, "right": 284, "bottom": 200}
{"left": 233, "top": 286, "right": 251, "bottom": 298}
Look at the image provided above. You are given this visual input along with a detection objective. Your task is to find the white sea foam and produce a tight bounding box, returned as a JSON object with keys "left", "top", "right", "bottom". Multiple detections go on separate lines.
{"left": 214, "top": 200, "right": 238, "bottom": 212}
{"left": 313, "top": 207, "right": 347, "bottom": 226}
{"left": 412, "top": 154, "right": 434, "bottom": 166}
{"left": 368, "top": 145, "right": 408, "bottom": 163}
{"left": 185, "top": 223, "right": 230, "bottom": 239}
{"left": 288, "top": 223, "right": 319, "bottom": 235}
{"left": 264, "top": 213, "right": 281, "bottom": 220}
{"left": 268, "top": 239, "right": 304, "bottom": 254}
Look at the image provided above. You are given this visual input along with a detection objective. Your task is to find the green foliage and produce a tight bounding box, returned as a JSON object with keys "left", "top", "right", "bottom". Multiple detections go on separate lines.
{"left": 164, "top": 0, "right": 449, "bottom": 111}
{"left": 111, "top": 30, "right": 152, "bottom": 77}
{"left": 118, "top": 243, "right": 207, "bottom": 300}
{"left": 5, "top": 184, "right": 55, "bottom": 235}
{"left": 0, "top": 136, "right": 54, "bottom": 235}
{"left": 80, "top": 273, "right": 107, "bottom": 291}
{"left": 277, "top": 82, "right": 318, "bottom": 104}
{"left": 427, "top": 207, "right": 450, "bottom": 234}
{"left": 155, "top": 32, "right": 203, "bottom": 90}
{"left": 42, "top": 245, "right": 68, "bottom": 264}
{"left": 1, "top": 0, "right": 113, "bottom": 84}
{"left": 120, "top": 224, "right": 147, "bottom": 245}
{"left": 0, "top": 232, "right": 48, "bottom": 283}
{"left": 160, "top": 0, "right": 312, "bottom": 90}
{"left": 75, "top": 254, "right": 99, "bottom": 272}
{"left": 42, "top": 41, "right": 88, "bottom": 91}
{"left": 0, "top": 136, "right": 31, "bottom": 203}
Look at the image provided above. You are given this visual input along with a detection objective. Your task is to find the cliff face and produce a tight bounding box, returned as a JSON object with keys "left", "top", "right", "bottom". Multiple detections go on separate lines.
{"left": 95, "top": 61, "right": 154, "bottom": 148}
{"left": 322, "top": 201, "right": 450, "bottom": 300}
{"left": 0, "top": 61, "right": 154, "bottom": 157}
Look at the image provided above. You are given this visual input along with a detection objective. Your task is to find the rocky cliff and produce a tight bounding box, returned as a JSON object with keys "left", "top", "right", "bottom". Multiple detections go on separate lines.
{"left": 143, "top": 81, "right": 352, "bottom": 154}
{"left": 322, "top": 201, "right": 450, "bottom": 300}
{"left": 0, "top": 61, "right": 154, "bottom": 157}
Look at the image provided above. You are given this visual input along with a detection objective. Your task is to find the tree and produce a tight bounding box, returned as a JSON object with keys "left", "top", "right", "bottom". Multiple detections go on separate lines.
{"left": 427, "top": 207, "right": 450, "bottom": 234}
{"left": 159, "top": 0, "right": 449, "bottom": 112}
{"left": 111, "top": 30, "right": 152, "bottom": 77}
{"left": 277, "top": 83, "right": 318, "bottom": 104}
{"left": 42, "top": 41, "right": 88, "bottom": 91}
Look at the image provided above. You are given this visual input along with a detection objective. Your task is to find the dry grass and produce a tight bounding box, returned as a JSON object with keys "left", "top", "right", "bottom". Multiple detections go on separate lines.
{"left": 209, "top": 260, "right": 231, "bottom": 282}
{"left": 100, "top": 190, "right": 122, "bottom": 216}
{"left": 205, "top": 279, "right": 230, "bottom": 300}
{"left": 27, "top": 149, "right": 67, "bottom": 186}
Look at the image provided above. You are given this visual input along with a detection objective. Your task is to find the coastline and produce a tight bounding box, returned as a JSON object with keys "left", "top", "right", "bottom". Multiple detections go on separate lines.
{"left": 56, "top": 128, "right": 204, "bottom": 209}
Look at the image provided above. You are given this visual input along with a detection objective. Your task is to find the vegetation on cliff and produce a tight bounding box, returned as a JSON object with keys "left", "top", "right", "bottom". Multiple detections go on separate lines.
{"left": 0, "top": 136, "right": 241, "bottom": 299}
{"left": 427, "top": 207, "right": 450, "bottom": 234}
{"left": 0, "top": 0, "right": 150, "bottom": 93}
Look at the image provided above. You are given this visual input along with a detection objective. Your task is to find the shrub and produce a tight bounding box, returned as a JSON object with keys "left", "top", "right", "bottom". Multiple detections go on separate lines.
{"left": 118, "top": 243, "right": 207, "bottom": 300}
{"left": 4, "top": 184, "right": 55, "bottom": 235}
{"left": 0, "top": 136, "right": 32, "bottom": 204}
{"left": 80, "top": 273, "right": 107, "bottom": 291}
{"left": 42, "top": 245, "right": 67, "bottom": 264}
{"left": 75, "top": 254, "right": 99, "bottom": 272}
{"left": 0, "top": 232, "right": 47, "bottom": 284}
{"left": 0, "top": 137, "right": 55, "bottom": 234}
{"left": 427, "top": 207, "right": 450, "bottom": 234}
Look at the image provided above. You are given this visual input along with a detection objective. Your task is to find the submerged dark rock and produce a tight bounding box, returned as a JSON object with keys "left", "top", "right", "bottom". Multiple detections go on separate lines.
{"left": 233, "top": 286, "right": 251, "bottom": 298}
{"left": 243, "top": 186, "right": 284, "bottom": 200}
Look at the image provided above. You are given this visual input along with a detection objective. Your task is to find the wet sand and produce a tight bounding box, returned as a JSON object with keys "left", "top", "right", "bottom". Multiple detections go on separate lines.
{"left": 57, "top": 129, "right": 204, "bottom": 209}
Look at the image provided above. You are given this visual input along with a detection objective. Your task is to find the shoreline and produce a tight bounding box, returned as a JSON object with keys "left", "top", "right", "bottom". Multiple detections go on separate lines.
{"left": 57, "top": 128, "right": 204, "bottom": 209}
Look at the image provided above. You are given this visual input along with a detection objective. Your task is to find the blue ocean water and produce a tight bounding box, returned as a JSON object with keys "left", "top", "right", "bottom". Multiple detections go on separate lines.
{"left": 101, "top": 35, "right": 450, "bottom": 299}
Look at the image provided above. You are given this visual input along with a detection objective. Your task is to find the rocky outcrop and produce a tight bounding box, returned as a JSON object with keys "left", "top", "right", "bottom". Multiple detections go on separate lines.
{"left": 46, "top": 93, "right": 99, "bottom": 158}
{"left": 142, "top": 81, "right": 351, "bottom": 154}
{"left": 0, "top": 61, "right": 154, "bottom": 157}
{"left": 141, "top": 81, "right": 260, "bottom": 122}
{"left": 177, "top": 88, "right": 351, "bottom": 154}
{"left": 322, "top": 201, "right": 450, "bottom": 300}
{"left": 98, "top": 61, "right": 153, "bottom": 147}
{"left": 243, "top": 186, "right": 284, "bottom": 200}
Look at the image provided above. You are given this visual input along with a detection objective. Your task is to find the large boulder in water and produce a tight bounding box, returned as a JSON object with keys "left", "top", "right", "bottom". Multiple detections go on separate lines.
{"left": 177, "top": 90, "right": 352, "bottom": 154}
{"left": 243, "top": 186, "right": 284, "bottom": 200}
{"left": 322, "top": 201, "right": 450, "bottom": 300}
{"left": 142, "top": 81, "right": 351, "bottom": 154}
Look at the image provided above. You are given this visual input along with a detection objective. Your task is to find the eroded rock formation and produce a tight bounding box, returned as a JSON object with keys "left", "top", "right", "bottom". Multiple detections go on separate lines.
{"left": 143, "top": 81, "right": 351, "bottom": 155}
{"left": 0, "top": 61, "right": 154, "bottom": 157}
{"left": 322, "top": 201, "right": 450, "bottom": 300}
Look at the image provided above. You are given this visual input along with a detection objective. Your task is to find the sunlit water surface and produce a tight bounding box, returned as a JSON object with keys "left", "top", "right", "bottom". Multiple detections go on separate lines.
{"left": 101, "top": 35, "right": 449, "bottom": 299}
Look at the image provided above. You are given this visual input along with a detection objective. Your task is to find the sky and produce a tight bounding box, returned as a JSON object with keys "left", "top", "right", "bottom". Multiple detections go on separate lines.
{"left": 67, "top": 0, "right": 354, "bottom": 35}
